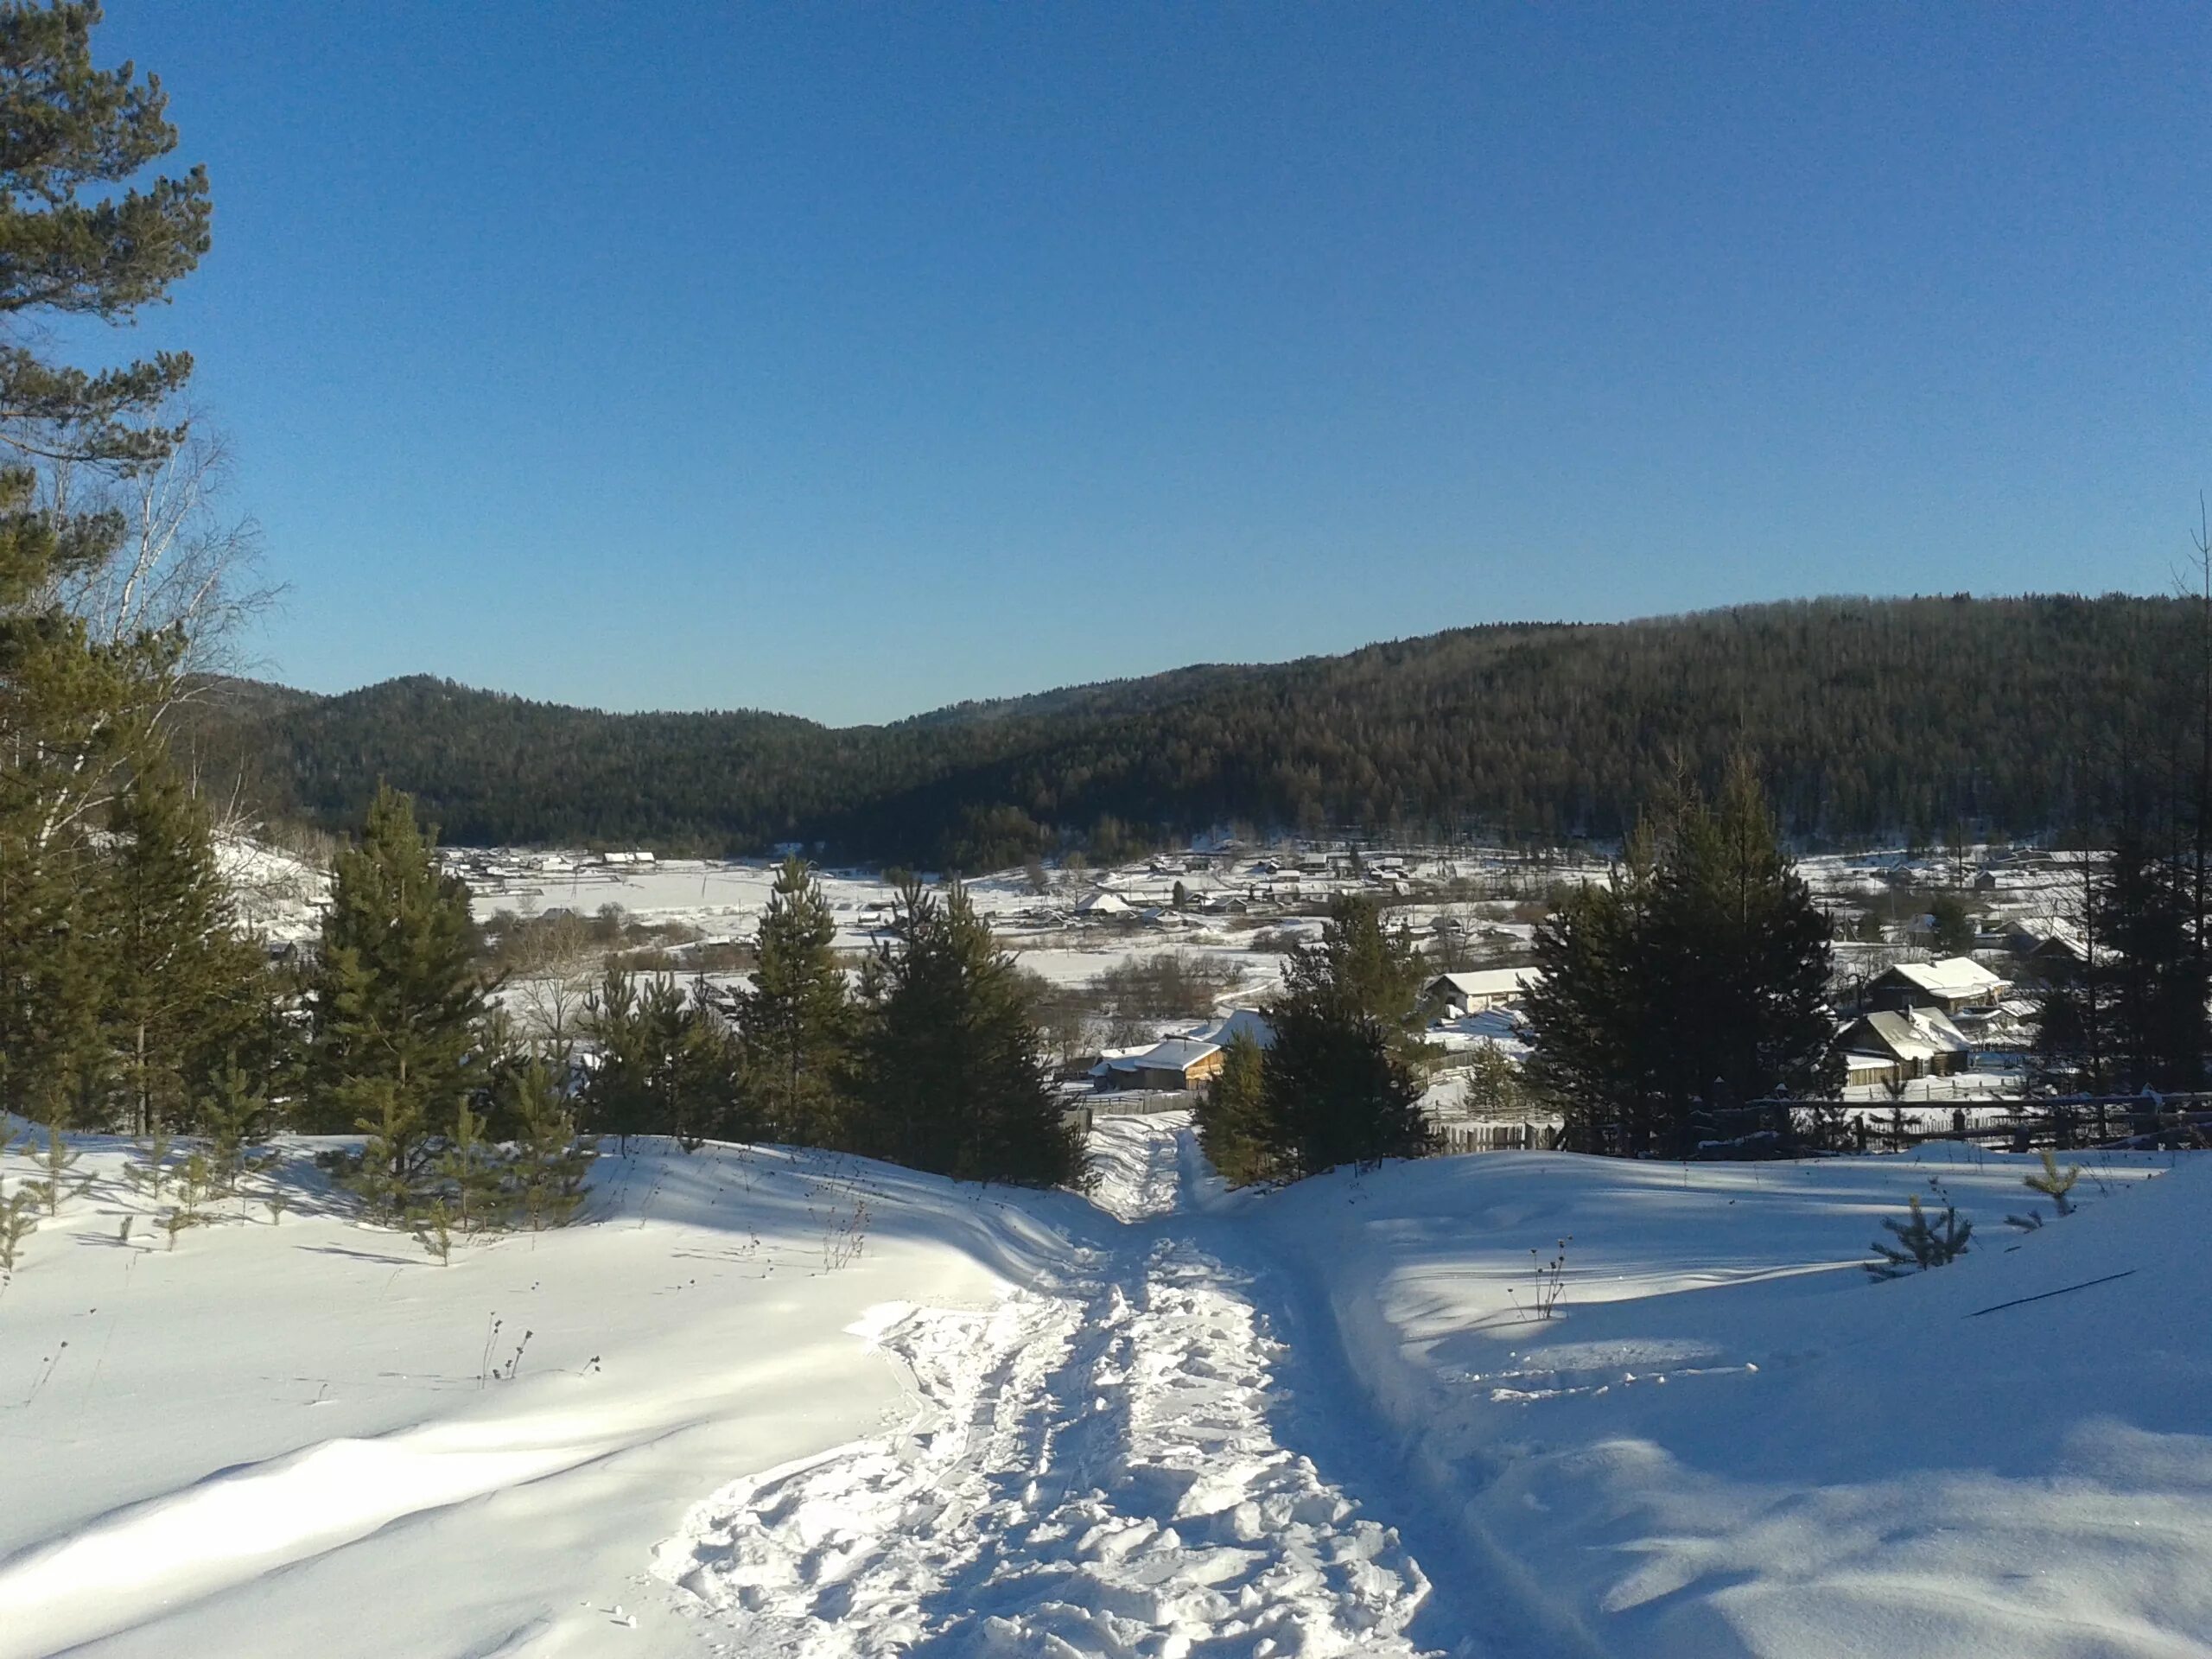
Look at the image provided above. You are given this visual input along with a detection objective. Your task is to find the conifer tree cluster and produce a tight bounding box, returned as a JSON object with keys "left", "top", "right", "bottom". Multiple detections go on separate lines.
{"left": 1197, "top": 896, "right": 1434, "bottom": 1184}
{"left": 849, "top": 877, "right": 1085, "bottom": 1186}
{"left": 1523, "top": 758, "right": 1841, "bottom": 1155}
{"left": 734, "top": 856, "right": 861, "bottom": 1147}
{"left": 538, "top": 858, "right": 1084, "bottom": 1190}
{"left": 576, "top": 969, "right": 733, "bottom": 1152}
{"left": 2032, "top": 821, "right": 2212, "bottom": 1100}
{"left": 306, "top": 785, "right": 594, "bottom": 1240}
{"left": 0, "top": 6, "right": 272, "bottom": 1140}
{"left": 307, "top": 785, "right": 487, "bottom": 1179}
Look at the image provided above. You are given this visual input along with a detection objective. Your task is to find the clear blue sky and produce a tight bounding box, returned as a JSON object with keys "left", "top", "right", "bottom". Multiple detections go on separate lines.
{"left": 80, "top": 3, "right": 2212, "bottom": 723}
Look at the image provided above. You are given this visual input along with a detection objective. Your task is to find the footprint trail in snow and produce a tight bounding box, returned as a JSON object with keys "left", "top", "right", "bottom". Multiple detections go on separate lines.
{"left": 654, "top": 1120, "right": 1438, "bottom": 1656}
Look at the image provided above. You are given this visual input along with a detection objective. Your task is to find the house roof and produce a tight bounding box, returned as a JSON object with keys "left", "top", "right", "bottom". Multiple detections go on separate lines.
{"left": 1076, "top": 890, "right": 1132, "bottom": 913}
{"left": 1087, "top": 1045, "right": 1159, "bottom": 1077}
{"left": 1881, "top": 957, "right": 2005, "bottom": 999}
{"left": 1847, "top": 1007, "right": 1973, "bottom": 1063}
{"left": 1192, "top": 1007, "right": 1274, "bottom": 1049}
{"left": 1134, "top": 1038, "right": 1222, "bottom": 1073}
{"left": 1426, "top": 968, "right": 1541, "bottom": 1002}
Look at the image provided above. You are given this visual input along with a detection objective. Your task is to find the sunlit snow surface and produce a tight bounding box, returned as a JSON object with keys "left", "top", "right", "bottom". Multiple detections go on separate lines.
{"left": 3, "top": 1113, "right": 2209, "bottom": 1657}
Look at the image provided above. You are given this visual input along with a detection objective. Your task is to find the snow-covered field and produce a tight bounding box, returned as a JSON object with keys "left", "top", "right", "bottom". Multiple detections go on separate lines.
{"left": 4, "top": 1111, "right": 2207, "bottom": 1656}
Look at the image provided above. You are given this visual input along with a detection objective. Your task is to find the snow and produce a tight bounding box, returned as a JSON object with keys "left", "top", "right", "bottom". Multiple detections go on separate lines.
{"left": 6, "top": 1110, "right": 2210, "bottom": 1656}
{"left": 214, "top": 836, "right": 327, "bottom": 944}
{"left": 1879, "top": 956, "right": 2008, "bottom": 1001}
{"left": 1425, "top": 967, "right": 1541, "bottom": 1004}
{"left": 1247, "top": 1141, "right": 2210, "bottom": 1658}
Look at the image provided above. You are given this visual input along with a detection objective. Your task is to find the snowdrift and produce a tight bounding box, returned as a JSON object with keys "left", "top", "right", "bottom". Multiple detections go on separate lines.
{"left": 3, "top": 1116, "right": 2208, "bottom": 1657}
{"left": 1256, "top": 1142, "right": 2212, "bottom": 1658}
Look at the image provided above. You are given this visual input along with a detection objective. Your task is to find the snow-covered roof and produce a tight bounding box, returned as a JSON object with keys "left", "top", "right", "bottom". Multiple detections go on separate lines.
{"left": 1192, "top": 1007, "right": 1274, "bottom": 1049}
{"left": 1848, "top": 1008, "right": 1973, "bottom": 1063}
{"left": 1076, "top": 890, "right": 1132, "bottom": 914}
{"left": 1134, "top": 1038, "right": 1221, "bottom": 1074}
{"left": 1425, "top": 968, "right": 1541, "bottom": 1002}
{"left": 1883, "top": 957, "right": 2005, "bottom": 999}
{"left": 1087, "top": 1045, "right": 1158, "bottom": 1077}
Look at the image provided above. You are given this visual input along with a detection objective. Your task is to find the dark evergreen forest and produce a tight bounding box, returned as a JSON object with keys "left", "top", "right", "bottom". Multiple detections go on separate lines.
{"left": 186, "top": 595, "right": 2187, "bottom": 866}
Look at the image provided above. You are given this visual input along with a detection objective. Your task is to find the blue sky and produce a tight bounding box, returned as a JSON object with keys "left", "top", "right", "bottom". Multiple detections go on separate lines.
{"left": 79, "top": 3, "right": 2212, "bottom": 723}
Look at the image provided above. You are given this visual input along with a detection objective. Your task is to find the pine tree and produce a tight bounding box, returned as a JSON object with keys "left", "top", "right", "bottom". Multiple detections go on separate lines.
{"left": 1525, "top": 841, "right": 1659, "bottom": 1152}
{"left": 2031, "top": 840, "right": 2110, "bottom": 1094}
{"left": 308, "top": 785, "right": 486, "bottom": 1189}
{"left": 652, "top": 976, "right": 734, "bottom": 1151}
{"left": 2024, "top": 1149, "right": 2081, "bottom": 1217}
{"left": 2033, "top": 823, "right": 2211, "bottom": 1097}
{"left": 509, "top": 1054, "right": 592, "bottom": 1230}
{"left": 577, "top": 971, "right": 732, "bottom": 1150}
{"left": 578, "top": 970, "right": 653, "bottom": 1151}
{"left": 854, "top": 879, "right": 1084, "bottom": 1185}
{"left": 2096, "top": 825, "right": 2208, "bottom": 1094}
{"left": 1867, "top": 1190, "right": 1974, "bottom": 1279}
{"left": 433, "top": 1100, "right": 507, "bottom": 1234}
{"left": 102, "top": 759, "right": 268, "bottom": 1135}
{"left": 0, "top": 4, "right": 211, "bottom": 1124}
{"left": 734, "top": 856, "right": 857, "bottom": 1147}
{"left": 1255, "top": 896, "right": 1435, "bottom": 1179}
{"left": 1527, "top": 760, "right": 1840, "bottom": 1155}
{"left": 197, "top": 1060, "right": 270, "bottom": 1198}
{"left": 1195, "top": 1028, "right": 1271, "bottom": 1185}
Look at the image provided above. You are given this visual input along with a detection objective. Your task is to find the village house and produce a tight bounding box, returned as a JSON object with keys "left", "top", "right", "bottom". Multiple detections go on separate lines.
{"left": 1865, "top": 956, "right": 2008, "bottom": 1015}
{"left": 2005, "top": 925, "right": 2087, "bottom": 983}
{"left": 1192, "top": 1007, "right": 1274, "bottom": 1049}
{"left": 1090, "top": 1037, "right": 1225, "bottom": 1093}
{"left": 1422, "top": 968, "right": 1541, "bottom": 1018}
{"left": 1839, "top": 1007, "right": 1974, "bottom": 1084}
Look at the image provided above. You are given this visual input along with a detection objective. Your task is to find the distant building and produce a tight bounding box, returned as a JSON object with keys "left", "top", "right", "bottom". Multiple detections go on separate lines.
{"left": 1840, "top": 1007, "right": 1974, "bottom": 1082}
{"left": 1191, "top": 1007, "right": 1274, "bottom": 1049}
{"left": 2006, "top": 925, "right": 2087, "bottom": 983}
{"left": 1423, "top": 968, "right": 1541, "bottom": 1018}
{"left": 1866, "top": 957, "right": 2008, "bottom": 1015}
{"left": 1090, "top": 1037, "right": 1225, "bottom": 1092}
{"left": 1076, "top": 890, "right": 1133, "bottom": 918}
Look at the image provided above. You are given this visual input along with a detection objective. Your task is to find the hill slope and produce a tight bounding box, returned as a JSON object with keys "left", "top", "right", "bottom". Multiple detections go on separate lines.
{"left": 199, "top": 595, "right": 2190, "bottom": 861}
{"left": 3, "top": 1116, "right": 2203, "bottom": 1656}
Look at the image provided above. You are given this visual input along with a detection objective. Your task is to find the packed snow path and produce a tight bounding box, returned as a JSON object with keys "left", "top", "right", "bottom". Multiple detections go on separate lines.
{"left": 655, "top": 1116, "right": 1448, "bottom": 1656}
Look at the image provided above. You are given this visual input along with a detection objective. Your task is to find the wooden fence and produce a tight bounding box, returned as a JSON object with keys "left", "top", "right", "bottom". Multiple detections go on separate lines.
{"left": 1827, "top": 1096, "right": 2212, "bottom": 1154}
{"left": 1434, "top": 1122, "right": 1567, "bottom": 1155}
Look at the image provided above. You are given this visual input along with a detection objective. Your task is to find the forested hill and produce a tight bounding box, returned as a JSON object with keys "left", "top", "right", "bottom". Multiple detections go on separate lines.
{"left": 194, "top": 596, "right": 2190, "bottom": 865}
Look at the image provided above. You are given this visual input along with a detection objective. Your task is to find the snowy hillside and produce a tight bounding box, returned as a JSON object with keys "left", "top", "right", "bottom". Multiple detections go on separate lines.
{"left": 3, "top": 1117, "right": 2205, "bottom": 1656}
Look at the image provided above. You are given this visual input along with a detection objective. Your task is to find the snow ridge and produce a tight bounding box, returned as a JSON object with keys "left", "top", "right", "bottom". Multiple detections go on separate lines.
{"left": 655, "top": 1232, "right": 1433, "bottom": 1656}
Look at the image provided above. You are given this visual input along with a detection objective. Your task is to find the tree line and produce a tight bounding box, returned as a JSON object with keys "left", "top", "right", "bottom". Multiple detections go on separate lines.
{"left": 0, "top": 1, "right": 261, "bottom": 1141}
{"left": 1197, "top": 763, "right": 1847, "bottom": 1178}
{"left": 1195, "top": 896, "right": 1438, "bottom": 1183}
{"left": 301, "top": 789, "right": 1083, "bottom": 1243}
{"left": 190, "top": 594, "right": 2196, "bottom": 870}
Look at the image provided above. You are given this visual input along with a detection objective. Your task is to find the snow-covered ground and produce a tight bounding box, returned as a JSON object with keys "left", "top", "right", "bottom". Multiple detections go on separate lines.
{"left": 10, "top": 1112, "right": 2206, "bottom": 1656}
